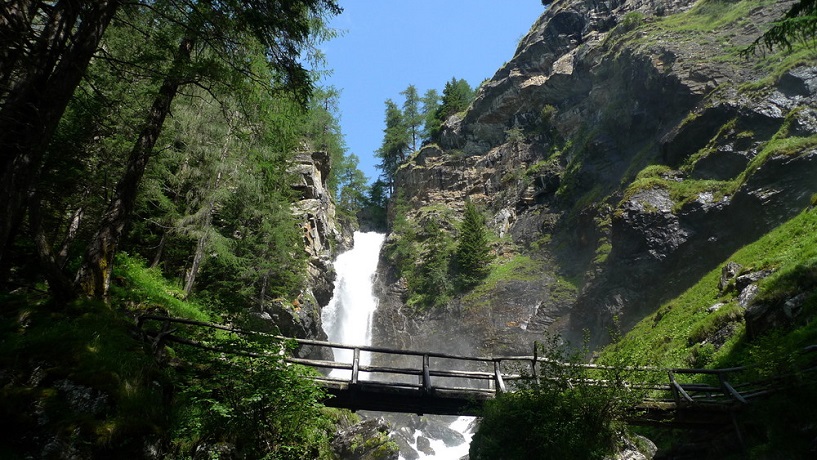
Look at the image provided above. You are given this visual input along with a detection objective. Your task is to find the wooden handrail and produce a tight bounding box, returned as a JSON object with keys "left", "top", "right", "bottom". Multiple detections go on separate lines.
{"left": 137, "top": 315, "right": 816, "bottom": 409}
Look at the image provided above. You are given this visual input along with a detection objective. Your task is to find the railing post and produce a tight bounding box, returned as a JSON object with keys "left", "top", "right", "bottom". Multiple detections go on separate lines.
{"left": 422, "top": 354, "right": 431, "bottom": 394}
{"left": 532, "top": 341, "right": 540, "bottom": 385}
{"left": 494, "top": 360, "right": 507, "bottom": 394}
{"left": 351, "top": 348, "right": 360, "bottom": 385}
{"left": 719, "top": 373, "right": 747, "bottom": 404}
{"left": 668, "top": 371, "right": 680, "bottom": 404}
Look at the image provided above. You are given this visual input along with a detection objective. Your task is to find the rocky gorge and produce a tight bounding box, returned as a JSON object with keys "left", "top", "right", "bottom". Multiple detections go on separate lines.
{"left": 370, "top": 0, "right": 817, "bottom": 361}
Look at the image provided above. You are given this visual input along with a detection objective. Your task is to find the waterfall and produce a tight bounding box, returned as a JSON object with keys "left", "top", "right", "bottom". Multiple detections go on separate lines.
{"left": 321, "top": 230, "right": 475, "bottom": 459}
{"left": 321, "top": 231, "right": 385, "bottom": 379}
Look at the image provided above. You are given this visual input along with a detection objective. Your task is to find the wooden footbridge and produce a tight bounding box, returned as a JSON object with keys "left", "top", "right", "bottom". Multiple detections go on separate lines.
{"left": 138, "top": 315, "right": 816, "bottom": 428}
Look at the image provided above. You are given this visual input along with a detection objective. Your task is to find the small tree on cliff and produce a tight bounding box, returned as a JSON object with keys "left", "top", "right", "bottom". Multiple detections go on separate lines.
{"left": 454, "top": 201, "right": 492, "bottom": 290}
{"left": 745, "top": 0, "right": 816, "bottom": 54}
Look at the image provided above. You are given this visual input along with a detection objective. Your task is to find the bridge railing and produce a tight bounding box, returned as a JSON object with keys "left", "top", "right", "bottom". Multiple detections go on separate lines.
{"left": 136, "top": 315, "right": 817, "bottom": 407}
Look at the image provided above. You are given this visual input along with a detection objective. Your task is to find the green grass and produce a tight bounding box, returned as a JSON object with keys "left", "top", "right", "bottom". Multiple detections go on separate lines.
{"left": 462, "top": 254, "right": 547, "bottom": 307}
{"left": 653, "top": 0, "right": 773, "bottom": 33}
{"left": 602, "top": 208, "right": 817, "bottom": 369}
{"left": 110, "top": 253, "right": 212, "bottom": 321}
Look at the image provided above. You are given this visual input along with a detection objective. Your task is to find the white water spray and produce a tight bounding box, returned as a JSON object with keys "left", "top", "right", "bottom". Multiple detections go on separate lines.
{"left": 321, "top": 231, "right": 385, "bottom": 379}
{"left": 321, "top": 231, "right": 475, "bottom": 458}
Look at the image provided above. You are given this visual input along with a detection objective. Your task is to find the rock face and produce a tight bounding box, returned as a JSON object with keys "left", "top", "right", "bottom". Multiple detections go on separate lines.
{"left": 261, "top": 151, "right": 352, "bottom": 357}
{"left": 330, "top": 418, "right": 399, "bottom": 460}
{"left": 374, "top": 0, "right": 817, "bottom": 354}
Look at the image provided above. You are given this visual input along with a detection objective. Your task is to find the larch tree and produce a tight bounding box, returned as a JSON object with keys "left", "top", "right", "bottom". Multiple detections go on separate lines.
{"left": 420, "top": 88, "right": 441, "bottom": 143}
{"left": 73, "top": 0, "right": 341, "bottom": 297}
{"left": 400, "top": 84, "right": 422, "bottom": 152}
{"left": 0, "top": 1, "right": 121, "bottom": 267}
{"left": 375, "top": 99, "right": 409, "bottom": 193}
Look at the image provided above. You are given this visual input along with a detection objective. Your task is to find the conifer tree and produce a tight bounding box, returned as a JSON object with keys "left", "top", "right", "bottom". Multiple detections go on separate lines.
{"left": 420, "top": 88, "right": 441, "bottom": 143}
{"left": 400, "top": 84, "right": 422, "bottom": 152}
{"left": 375, "top": 99, "right": 409, "bottom": 193}
{"left": 429, "top": 77, "right": 473, "bottom": 142}
{"left": 746, "top": 0, "right": 816, "bottom": 53}
{"left": 454, "top": 201, "right": 492, "bottom": 289}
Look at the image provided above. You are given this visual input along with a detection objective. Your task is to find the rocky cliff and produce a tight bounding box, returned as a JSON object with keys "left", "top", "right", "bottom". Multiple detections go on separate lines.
{"left": 373, "top": 0, "right": 817, "bottom": 355}
{"left": 259, "top": 150, "right": 353, "bottom": 357}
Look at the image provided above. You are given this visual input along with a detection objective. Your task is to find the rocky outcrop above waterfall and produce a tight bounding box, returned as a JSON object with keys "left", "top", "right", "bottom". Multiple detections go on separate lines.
{"left": 374, "top": 0, "right": 817, "bottom": 353}
{"left": 258, "top": 150, "right": 353, "bottom": 354}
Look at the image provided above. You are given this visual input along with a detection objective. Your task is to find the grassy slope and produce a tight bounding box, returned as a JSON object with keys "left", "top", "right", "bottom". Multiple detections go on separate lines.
{"left": 0, "top": 254, "right": 348, "bottom": 458}
{"left": 602, "top": 207, "right": 817, "bottom": 368}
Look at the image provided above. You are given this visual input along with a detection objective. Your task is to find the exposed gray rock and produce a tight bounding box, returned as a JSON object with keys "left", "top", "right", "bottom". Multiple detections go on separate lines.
{"left": 738, "top": 283, "right": 760, "bottom": 309}
{"left": 416, "top": 436, "right": 434, "bottom": 455}
{"left": 281, "top": 150, "right": 354, "bottom": 358}
{"left": 746, "top": 292, "right": 811, "bottom": 339}
{"left": 608, "top": 434, "right": 657, "bottom": 460}
{"left": 331, "top": 418, "right": 399, "bottom": 460}
{"left": 54, "top": 379, "right": 109, "bottom": 416}
{"left": 376, "top": 0, "right": 817, "bottom": 353}
{"left": 719, "top": 261, "right": 743, "bottom": 292}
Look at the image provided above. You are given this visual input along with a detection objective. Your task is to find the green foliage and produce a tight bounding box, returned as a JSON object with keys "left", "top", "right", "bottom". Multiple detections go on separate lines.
{"left": 421, "top": 88, "right": 441, "bottom": 142}
{"left": 0, "top": 297, "right": 171, "bottom": 457}
{"left": 744, "top": 0, "right": 817, "bottom": 54}
{"left": 111, "top": 253, "right": 212, "bottom": 321}
{"left": 620, "top": 11, "right": 645, "bottom": 32}
{"left": 407, "top": 220, "right": 455, "bottom": 311}
{"left": 454, "top": 201, "right": 493, "bottom": 290}
{"left": 401, "top": 84, "right": 423, "bottom": 152}
{"left": 168, "top": 330, "right": 335, "bottom": 459}
{"left": 429, "top": 77, "right": 475, "bottom": 142}
{"left": 603, "top": 208, "right": 817, "bottom": 370}
{"left": 470, "top": 336, "right": 642, "bottom": 460}
{"left": 385, "top": 198, "right": 457, "bottom": 311}
{"left": 0, "top": 262, "right": 339, "bottom": 458}
{"left": 375, "top": 99, "right": 410, "bottom": 190}
{"left": 505, "top": 125, "right": 526, "bottom": 144}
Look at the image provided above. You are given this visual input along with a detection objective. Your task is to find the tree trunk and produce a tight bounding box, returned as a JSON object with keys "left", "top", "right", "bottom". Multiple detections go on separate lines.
{"left": 0, "top": 0, "right": 40, "bottom": 94}
{"left": 182, "top": 124, "right": 233, "bottom": 298}
{"left": 183, "top": 231, "right": 208, "bottom": 297}
{"left": 0, "top": 0, "right": 119, "bottom": 265}
{"left": 75, "top": 36, "right": 194, "bottom": 297}
{"left": 29, "top": 193, "right": 75, "bottom": 300}
{"left": 150, "top": 232, "right": 167, "bottom": 269}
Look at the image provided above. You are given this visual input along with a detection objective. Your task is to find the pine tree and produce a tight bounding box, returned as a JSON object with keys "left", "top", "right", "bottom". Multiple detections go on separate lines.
{"left": 429, "top": 77, "right": 473, "bottom": 142}
{"left": 420, "top": 88, "right": 441, "bottom": 143}
{"left": 375, "top": 99, "right": 409, "bottom": 193}
{"left": 455, "top": 201, "right": 492, "bottom": 289}
{"left": 745, "top": 0, "right": 816, "bottom": 54}
{"left": 400, "top": 84, "right": 422, "bottom": 152}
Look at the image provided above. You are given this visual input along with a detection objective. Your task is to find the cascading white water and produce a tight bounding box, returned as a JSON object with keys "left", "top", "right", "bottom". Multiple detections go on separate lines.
{"left": 321, "top": 230, "right": 475, "bottom": 458}
{"left": 321, "top": 231, "right": 386, "bottom": 379}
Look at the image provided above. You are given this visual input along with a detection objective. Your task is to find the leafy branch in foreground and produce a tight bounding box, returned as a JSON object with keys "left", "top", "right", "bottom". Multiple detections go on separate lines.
{"left": 470, "top": 335, "right": 647, "bottom": 460}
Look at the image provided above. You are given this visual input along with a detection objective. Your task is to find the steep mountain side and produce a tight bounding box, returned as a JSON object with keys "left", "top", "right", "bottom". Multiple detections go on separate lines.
{"left": 374, "top": 0, "right": 817, "bottom": 355}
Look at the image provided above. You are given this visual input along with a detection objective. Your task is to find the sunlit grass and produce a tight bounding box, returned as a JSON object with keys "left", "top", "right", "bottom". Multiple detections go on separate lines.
{"left": 110, "top": 253, "right": 212, "bottom": 321}
{"left": 602, "top": 208, "right": 817, "bottom": 368}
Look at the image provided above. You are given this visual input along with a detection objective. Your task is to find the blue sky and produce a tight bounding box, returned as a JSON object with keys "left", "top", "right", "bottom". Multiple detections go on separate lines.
{"left": 321, "top": 1, "right": 546, "bottom": 183}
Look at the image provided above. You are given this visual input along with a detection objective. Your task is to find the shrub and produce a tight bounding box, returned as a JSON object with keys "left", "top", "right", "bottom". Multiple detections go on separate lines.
{"left": 470, "top": 336, "right": 644, "bottom": 459}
